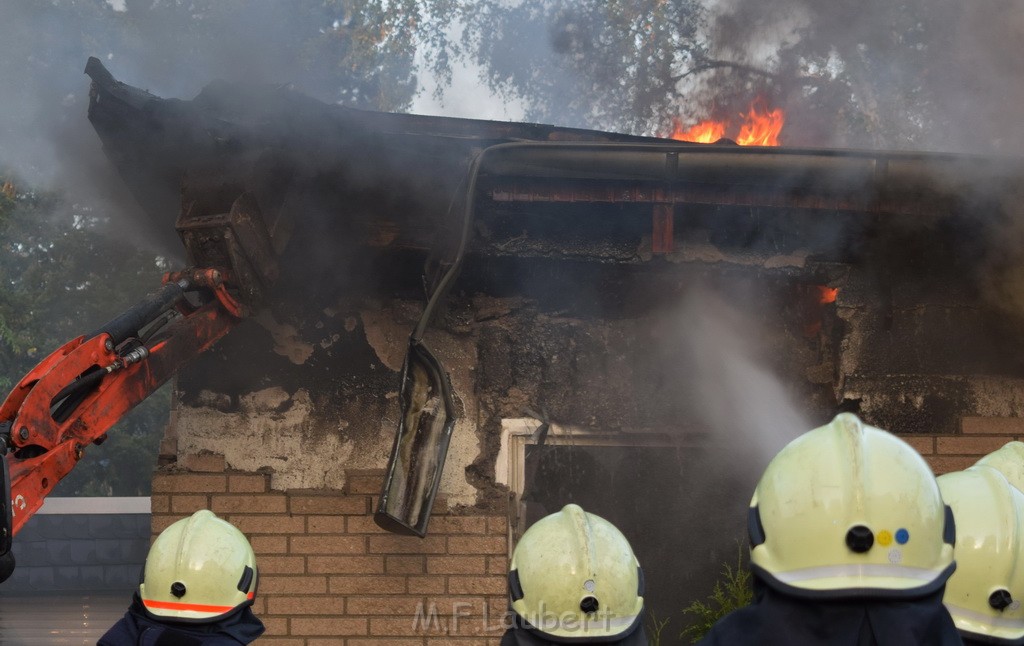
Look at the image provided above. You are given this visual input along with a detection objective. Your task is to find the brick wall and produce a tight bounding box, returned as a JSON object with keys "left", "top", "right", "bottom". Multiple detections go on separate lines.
{"left": 898, "top": 416, "right": 1024, "bottom": 475}
{"left": 152, "top": 467, "right": 509, "bottom": 645}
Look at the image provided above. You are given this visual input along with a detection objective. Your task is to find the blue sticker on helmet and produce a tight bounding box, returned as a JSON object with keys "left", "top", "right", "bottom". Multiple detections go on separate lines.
{"left": 895, "top": 528, "right": 909, "bottom": 544}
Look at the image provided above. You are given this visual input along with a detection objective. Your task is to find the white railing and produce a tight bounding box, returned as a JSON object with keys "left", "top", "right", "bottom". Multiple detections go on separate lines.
{"left": 35, "top": 497, "right": 150, "bottom": 515}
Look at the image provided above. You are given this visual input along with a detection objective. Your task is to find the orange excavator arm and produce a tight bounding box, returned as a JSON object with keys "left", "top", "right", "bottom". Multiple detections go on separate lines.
{"left": 0, "top": 270, "right": 243, "bottom": 582}
{"left": 0, "top": 188, "right": 281, "bottom": 583}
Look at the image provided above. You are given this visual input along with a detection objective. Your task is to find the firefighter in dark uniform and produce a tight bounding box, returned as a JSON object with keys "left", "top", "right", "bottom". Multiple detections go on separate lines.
{"left": 99, "top": 509, "right": 265, "bottom": 645}
{"left": 698, "top": 413, "right": 962, "bottom": 646}
{"left": 501, "top": 503, "right": 648, "bottom": 645}
{"left": 939, "top": 465, "right": 1024, "bottom": 646}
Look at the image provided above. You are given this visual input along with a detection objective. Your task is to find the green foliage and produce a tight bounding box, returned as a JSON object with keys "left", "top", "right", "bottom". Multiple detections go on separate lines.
{"left": 0, "top": 172, "right": 169, "bottom": 496}
{"left": 455, "top": 0, "right": 709, "bottom": 134}
{"left": 442, "top": 0, "right": 1005, "bottom": 151}
{"left": 679, "top": 546, "right": 753, "bottom": 644}
{"left": 646, "top": 611, "right": 672, "bottom": 646}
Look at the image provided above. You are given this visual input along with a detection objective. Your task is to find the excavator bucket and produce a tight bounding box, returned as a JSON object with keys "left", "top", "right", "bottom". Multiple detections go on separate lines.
{"left": 176, "top": 190, "right": 280, "bottom": 310}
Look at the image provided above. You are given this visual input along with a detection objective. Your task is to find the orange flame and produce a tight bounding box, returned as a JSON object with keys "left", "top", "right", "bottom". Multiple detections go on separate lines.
{"left": 736, "top": 100, "right": 784, "bottom": 146}
{"left": 669, "top": 99, "right": 784, "bottom": 146}
{"left": 818, "top": 286, "right": 839, "bottom": 304}
{"left": 670, "top": 118, "right": 726, "bottom": 144}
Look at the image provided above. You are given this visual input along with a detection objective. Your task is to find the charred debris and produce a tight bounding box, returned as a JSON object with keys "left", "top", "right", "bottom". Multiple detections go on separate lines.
{"left": 85, "top": 54, "right": 1024, "bottom": 462}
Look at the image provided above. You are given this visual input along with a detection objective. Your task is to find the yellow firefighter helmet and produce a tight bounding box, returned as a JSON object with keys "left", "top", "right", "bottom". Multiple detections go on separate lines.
{"left": 976, "top": 441, "right": 1024, "bottom": 492}
{"left": 749, "top": 413, "right": 955, "bottom": 598}
{"left": 139, "top": 509, "right": 258, "bottom": 622}
{"left": 938, "top": 465, "right": 1024, "bottom": 643}
{"left": 509, "top": 504, "right": 644, "bottom": 640}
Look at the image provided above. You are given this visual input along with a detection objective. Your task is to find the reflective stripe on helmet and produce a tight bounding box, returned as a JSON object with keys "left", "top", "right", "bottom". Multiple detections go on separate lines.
{"left": 143, "top": 590, "right": 255, "bottom": 615}
{"left": 773, "top": 563, "right": 949, "bottom": 584}
{"left": 520, "top": 610, "right": 642, "bottom": 632}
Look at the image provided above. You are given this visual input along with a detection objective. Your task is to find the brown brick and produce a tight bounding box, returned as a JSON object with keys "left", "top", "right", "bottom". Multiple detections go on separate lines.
{"left": 181, "top": 453, "right": 226, "bottom": 472}
{"left": 446, "top": 536, "right": 506, "bottom": 555}
{"left": 387, "top": 556, "right": 425, "bottom": 574}
{"left": 290, "top": 493, "right": 368, "bottom": 515}
{"left": 371, "top": 616, "right": 446, "bottom": 637}
{"left": 430, "top": 517, "right": 487, "bottom": 534}
{"left": 259, "top": 575, "right": 328, "bottom": 595}
{"left": 228, "top": 514, "right": 305, "bottom": 534}
{"left": 308, "top": 555, "right": 385, "bottom": 574}
{"left": 898, "top": 435, "right": 935, "bottom": 456}
{"left": 149, "top": 495, "right": 170, "bottom": 514}
{"left": 307, "top": 640, "right": 347, "bottom": 646}
{"left": 151, "top": 473, "right": 174, "bottom": 493}
{"left": 267, "top": 595, "right": 345, "bottom": 615}
{"left": 927, "top": 455, "right": 976, "bottom": 475}
{"left": 369, "top": 535, "right": 446, "bottom": 554}
{"left": 486, "top": 596, "right": 509, "bottom": 618}
{"left": 252, "top": 639, "right": 305, "bottom": 646}
{"left": 937, "top": 435, "right": 1009, "bottom": 456}
{"left": 291, "top": 617, "right": 368, "bottom": 636}
{"left": 256, "top": 556, "right": 306, "bottom": 574}
{"left": 308, "top": 516, "right": 347, "bottom": 534}
{"left": 251, "top": 535, "right": 288, "bottom": 554}
{"left": 211, "top": 494, "right": 287, "bottom": 514}
{"left": 348, "top": 640, "right": 423, "bottom": 646}
{"left": 430, "top": 497, "right": 450, "bottom": 513}
{"left": 486, "top": 516, "right": 508, "bottom": 535}
{"left": 428, "top": 556, "right": 487, "bottom": 575}
{"left": 229, "top": 474, "right": 268, "bottom": 493}
{"left": 447, "top": 576, "right": 506, "bottom": 596}
{"left": 290, "top": 535, "right": 366, "bottom": 554}
{"left": 962, "top": 417, "right": 1024, "bottom": 435}
{"left": 344, "top": 469, "right": 386, "bottom": 494}
{"left": 170, "top": 495, "right": 209, "bottom": 514}
{"left": 151, "top": 514, "right": 182, "bottom": 534}
{"left": 347, "top": 516, "right": 394, "bottom": 534}
{"left": 153, "top": 473, "right": 227, "bottom": 493}
{"left": 388, "top": 611, "right": 495, "bottom": 637}
{"left": 329, "top": 575, "right": 407, "bottom": 594}
{"left": 348, "top": 595, "right": 426, "bottom": 615}
{"left": 408, "top": 576, "right": 446, "bottom": 594}
{"left": 486, "top": 556, "right": 508, "bottom": 576}
{"left": 259, "top": 617, "right": 289, "bottom": 636}
{"left": 428, "top": 596, "right": 490, "bottom": 617}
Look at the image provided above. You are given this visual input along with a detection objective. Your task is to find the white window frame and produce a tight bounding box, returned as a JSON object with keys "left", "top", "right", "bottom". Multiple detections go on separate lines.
{"left": 497, "top": 417, "right": 700, "bottom": 554}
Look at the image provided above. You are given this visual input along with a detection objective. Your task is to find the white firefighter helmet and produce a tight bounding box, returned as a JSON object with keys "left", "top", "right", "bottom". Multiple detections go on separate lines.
{"left": 939, "top": 466, "right": 1024, "bottom": 643}
{"left": 509, "top": 504, "right": 644, "bottom": 640}
{"left": 749, "top": 413, "right": 955, "bottom": 598}
{"left": 976, "top": 441, "right": 1024, "bottom": 493}
{"left": 139, "top": 509, "right": 258, "bottom": 622}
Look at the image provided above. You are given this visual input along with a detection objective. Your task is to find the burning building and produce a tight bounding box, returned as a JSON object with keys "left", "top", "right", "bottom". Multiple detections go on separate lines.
{"left": 81, "top": 57, "right": 1024, "bottom": 643}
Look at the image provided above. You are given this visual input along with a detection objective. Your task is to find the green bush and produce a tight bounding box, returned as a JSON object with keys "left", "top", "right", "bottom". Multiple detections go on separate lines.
{"left": 679, "top": 546, "right": 753, "bottom": 644}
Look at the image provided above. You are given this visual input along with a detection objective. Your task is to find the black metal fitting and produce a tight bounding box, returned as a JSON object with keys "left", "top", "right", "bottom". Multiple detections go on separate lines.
{"left": 845, "top": 525, "right": 874, "bottom": 553}
{"left": 990, "top": 589, "right": 1013, "bottom": 611}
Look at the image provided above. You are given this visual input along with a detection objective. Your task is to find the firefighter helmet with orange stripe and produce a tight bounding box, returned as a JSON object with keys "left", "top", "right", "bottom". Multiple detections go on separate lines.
{"left": 508, "top": 504, "right": 644, "bottom": 641}
{"left": 748, "top": 413, "right": 956, "bottom": 599}
{"left": 939, "top": 466, "right": 1024, "bottom": 644}
{"left": 140, "top": 509, "right": 258, "bottom": 622}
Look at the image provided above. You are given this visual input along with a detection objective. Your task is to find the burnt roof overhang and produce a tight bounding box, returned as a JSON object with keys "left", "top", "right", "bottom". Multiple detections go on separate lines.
{"left": 84, "top": 57, "right": 1024, "bottom": 266}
